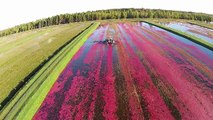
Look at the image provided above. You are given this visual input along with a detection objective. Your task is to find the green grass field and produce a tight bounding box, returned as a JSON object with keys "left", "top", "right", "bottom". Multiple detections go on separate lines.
{"left": 0, "top": 22, "right": 92, "bottom": 105}
{"left": 0, "top": 22, "right": 100, "bottom": 119}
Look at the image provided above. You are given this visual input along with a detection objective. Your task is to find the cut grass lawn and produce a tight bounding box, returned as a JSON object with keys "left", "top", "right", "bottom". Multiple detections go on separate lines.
{"left": 142, "top": 20, "right": 213, "bottom": 51}
{"left": 0, "top": 22, "right": 92, "bottom": 105}
{"left": 0, "top": 22, "right": 100, "bottom": 120}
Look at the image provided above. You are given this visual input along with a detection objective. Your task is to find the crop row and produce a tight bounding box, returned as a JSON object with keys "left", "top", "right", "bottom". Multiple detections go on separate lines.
{"left": 34, "top": 22, "right": 213, "bottom": 119}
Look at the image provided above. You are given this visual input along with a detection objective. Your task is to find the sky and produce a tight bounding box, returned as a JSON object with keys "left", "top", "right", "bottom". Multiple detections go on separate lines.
{"left": 0, "top": 0, "right": 212, "bottom": 30}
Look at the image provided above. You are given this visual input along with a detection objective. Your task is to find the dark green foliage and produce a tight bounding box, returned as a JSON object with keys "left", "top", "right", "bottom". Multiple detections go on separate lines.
{"left": 1, "top": 8, "right": 212, "bottom": 37}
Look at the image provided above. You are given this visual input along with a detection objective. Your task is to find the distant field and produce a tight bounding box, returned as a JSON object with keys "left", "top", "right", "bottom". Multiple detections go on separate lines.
{"left": 0, "top": 22, "right": 92, "bottom": 104}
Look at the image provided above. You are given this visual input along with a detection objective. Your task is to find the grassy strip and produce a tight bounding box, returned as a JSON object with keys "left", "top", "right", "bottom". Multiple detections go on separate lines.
{"left": 188, "top": 22, "right": 213, "bottom": 30}
{"left": 142, "top": 20, "right": 213, "bottom": 51}
{"left": 1, "top": 22, "right": 99, "bottom": 119}
{"left": 0, "top": 23, "right": 90, "bottom": 104}
{"left": 15, "top": 22, "right": 98, "bottom": 119}
{"left": 1, "top": 39, "right": 76, "bottom": 119}
{"left": 0, "top": 24, "right": 87, "bottom": 118}
{"left": 0, "top": 23, "right": 90, "bottom": 110}
{"left": 0, "top": 22, "right": 100, "bottom": 120}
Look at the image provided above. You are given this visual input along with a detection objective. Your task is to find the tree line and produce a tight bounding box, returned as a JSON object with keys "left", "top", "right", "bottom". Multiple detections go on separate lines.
{"left": 1, "top": 8, "right": 212, "bottom": 37}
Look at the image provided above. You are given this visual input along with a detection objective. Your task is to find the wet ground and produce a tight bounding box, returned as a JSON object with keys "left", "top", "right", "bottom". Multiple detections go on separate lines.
{"left": 165, "top": 22, "right": 213, "bottom": 44}
{"left": 34, "top": 22, "right": 213, "bottom": 120}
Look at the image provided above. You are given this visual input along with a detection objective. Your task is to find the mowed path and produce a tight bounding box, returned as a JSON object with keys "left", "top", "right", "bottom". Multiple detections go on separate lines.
{"left": 34, "top": 22, "right": 213, "bottom": 120}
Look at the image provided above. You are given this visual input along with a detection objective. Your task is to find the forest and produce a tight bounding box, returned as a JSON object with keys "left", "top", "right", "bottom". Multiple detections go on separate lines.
{"left": 0, "top": 8, "right": 212, "bottom": 37}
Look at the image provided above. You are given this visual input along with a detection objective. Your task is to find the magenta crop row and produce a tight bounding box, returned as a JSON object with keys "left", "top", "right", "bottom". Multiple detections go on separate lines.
{"left": 34, "top": 22, "right": 213, "bottom": 120}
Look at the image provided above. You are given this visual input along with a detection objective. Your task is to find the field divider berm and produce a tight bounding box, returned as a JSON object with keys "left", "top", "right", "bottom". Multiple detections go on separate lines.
{"left": 0, "top": 22, "right": 100, "bottom": 120}
{"left": 187, "top": 21, "right": 213, "bottom": 30}
{"left": 142, "top": 20, "right": 213, "bottom": 51}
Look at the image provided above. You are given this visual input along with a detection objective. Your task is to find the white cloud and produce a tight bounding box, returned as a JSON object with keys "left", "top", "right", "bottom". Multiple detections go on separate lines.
{"left": 0, "top": 0, "right": 212, "bottom": 30}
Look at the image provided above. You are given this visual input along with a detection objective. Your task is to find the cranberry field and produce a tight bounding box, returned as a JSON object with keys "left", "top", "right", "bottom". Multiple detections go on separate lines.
{"left": 33, "top": 22, "right": 213, "bottom": 120}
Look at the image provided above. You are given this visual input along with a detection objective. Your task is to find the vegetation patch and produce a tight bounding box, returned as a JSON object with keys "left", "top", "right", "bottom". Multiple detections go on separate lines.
{"left": 0, "top": 22, "right": 100, "bottom": 120}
